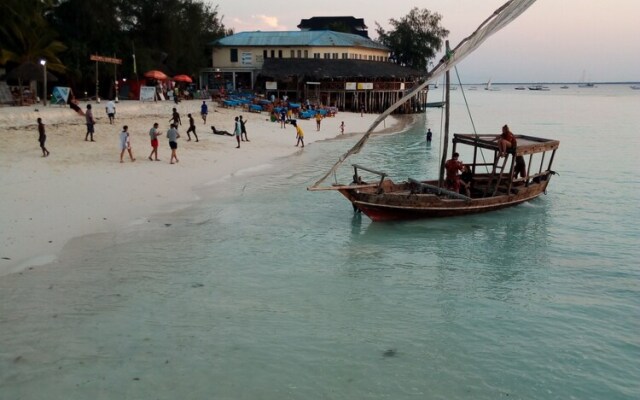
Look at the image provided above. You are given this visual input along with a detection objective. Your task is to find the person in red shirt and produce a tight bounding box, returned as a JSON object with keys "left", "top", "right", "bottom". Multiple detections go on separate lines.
{"left": 445, "top": 152, "right": 465, "bottom": 192}
{"left": 498, "top": 124, "right": 517, "bottom": 157}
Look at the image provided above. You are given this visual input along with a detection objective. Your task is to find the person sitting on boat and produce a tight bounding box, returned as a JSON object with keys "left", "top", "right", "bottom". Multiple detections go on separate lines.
{"left": 497, "top": 124, "right": 517, "bottom": 157}
{"left": 459, "top": 165, "right": 473, "bottom": 197}
{"left": 445, "top": 152, "right": 465, "bottom": 193}
{"left": 514, "top": 155, "right": 527, "bottom": 180}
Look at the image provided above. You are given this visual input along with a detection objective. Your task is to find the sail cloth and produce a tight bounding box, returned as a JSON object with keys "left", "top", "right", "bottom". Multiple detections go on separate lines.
{"left": 309, "top": 0, "right": 537, "bottom": 189}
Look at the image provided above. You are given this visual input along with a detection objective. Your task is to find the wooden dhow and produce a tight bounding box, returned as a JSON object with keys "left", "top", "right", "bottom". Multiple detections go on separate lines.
{"left": 308, "top": 0, "right": 560, "bottom": 222}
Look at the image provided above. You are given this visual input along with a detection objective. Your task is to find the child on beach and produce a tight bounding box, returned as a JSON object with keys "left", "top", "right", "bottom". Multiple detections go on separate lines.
{"left": 340, "top": 121, "right": 345, "bottom": 134}
{"left": 37, "top": 118, "right": 50, "bottom": 157}
{"left": 293, "top": 121, "right": 304, "bottom": 148}
{"left": 186, "top": 113, "right": 198, "bottom": 142}
{"left": 200, "top": 101, "right": 208, "bottom": 124}
{"left": 119, "top": 125, "right": 135, "bottom": 163}
{"left": 315, "top": 113, "right": 322, "bottom": 131}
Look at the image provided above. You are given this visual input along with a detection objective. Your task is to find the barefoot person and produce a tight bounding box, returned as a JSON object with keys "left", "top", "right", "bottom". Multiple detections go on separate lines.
{"left": 186, "top": 113, "right": 198, "bottom": 142}
{"left": 85, "top": 104, "right": 95, "bottom": 141}
{"left": 119, "top": 125, "right": 135, "bottom": 163}
{"left": 169, "top": 107, "right": 181, "bottom": 126}
{"left": 148, "top": 122, "right": 161, "bottom": 161}
{"left": 105, "top": 99, "right": 116, "bottom": 124}
{"left": 167, "top": 123, "right": 180, "bottom": 164}
{"left": 200, "top": 101, "right": 208, "bottom": 124}
{"left": 234, "top": 117, "right": 242, "bottom": 148}
{"left": 239, "top": 115, "right": 249, "bottom": 142}
{"left": 444, "top": 152, "right": 464, "bottom": 192}
{"left": 293, "top": 120, "right": 304, "bottom": 148}
{"left": 37, "top": 118, "right": 50, "bottom": 157}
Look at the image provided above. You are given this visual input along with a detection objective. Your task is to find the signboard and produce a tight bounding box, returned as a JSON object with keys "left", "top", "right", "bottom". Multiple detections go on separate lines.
{"left": 50, "top": 86, "right": 70, "bottom": 105}
{"left": 139, "top": 86, "right": 156, "bottom": 102}
{"left": 345, "top": 82, "right": 356, "bottom": 90}
{"left": 357, "top": 82, "right": 373, "bottom": 90}
{"left": 90, "top": 55, "right": 123, "bottom": 64}
{"left": 241, "top": 52, "right": 253, "bottom": 65}
{"left": 265, "top": 81, "right": 278, "bottom": 90}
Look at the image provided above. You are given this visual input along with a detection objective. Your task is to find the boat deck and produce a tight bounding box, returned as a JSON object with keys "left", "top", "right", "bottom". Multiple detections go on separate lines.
{"left": 453, "top": 134, "right": 560, "bottom": 156}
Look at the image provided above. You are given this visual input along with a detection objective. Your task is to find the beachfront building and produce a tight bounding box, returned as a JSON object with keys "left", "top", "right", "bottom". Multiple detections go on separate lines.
{"left": 202, "top": 28, "right": 428, "bottom": 113}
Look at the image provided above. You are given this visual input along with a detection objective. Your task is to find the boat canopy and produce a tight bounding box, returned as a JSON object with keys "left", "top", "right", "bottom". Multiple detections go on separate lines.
{"left": 453, "top": 134, "right": 560, "bottom": 156}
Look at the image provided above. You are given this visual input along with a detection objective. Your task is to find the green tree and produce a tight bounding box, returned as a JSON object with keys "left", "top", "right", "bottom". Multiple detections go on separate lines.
{"left": 376, "top": 7, "right": 449, "bottom": 71}
{"left": 0, "top": 0, "right": 66, "bottom": 72}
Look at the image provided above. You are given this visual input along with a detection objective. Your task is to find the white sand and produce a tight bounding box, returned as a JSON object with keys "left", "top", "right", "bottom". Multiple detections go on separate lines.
{"left": 0, "top": 99, "right": 404, "bottom": 276}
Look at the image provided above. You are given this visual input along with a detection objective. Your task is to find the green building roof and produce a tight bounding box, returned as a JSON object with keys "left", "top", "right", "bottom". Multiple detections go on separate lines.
{"left": 212, "top": 30, "right": 388, "bottom": 51}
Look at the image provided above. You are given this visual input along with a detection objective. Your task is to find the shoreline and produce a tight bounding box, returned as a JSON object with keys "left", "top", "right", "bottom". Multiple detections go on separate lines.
{"left": 0, "top": 100, "right": 412, "bottom": 276}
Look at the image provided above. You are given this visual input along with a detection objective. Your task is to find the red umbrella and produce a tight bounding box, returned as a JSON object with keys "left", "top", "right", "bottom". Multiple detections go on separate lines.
{"left": 173, "top": 74, "right": 193, "bottom": 83}
{"left": 144, "top": 70, "right": 168, "bottom": 80}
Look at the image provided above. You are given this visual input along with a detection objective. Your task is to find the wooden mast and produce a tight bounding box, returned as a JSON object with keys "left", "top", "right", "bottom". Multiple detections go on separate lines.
{"left": 438, "top": 41, "right": 452, "bottom": 187}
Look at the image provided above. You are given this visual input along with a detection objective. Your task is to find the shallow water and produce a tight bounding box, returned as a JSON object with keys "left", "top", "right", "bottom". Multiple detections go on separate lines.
{"left": 1, "top": 84, "right": 639, "bottom": 399}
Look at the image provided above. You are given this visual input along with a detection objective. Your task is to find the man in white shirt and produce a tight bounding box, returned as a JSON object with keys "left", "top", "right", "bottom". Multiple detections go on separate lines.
{"left": 105, "top": 100, "right": 116, "bottom": 124}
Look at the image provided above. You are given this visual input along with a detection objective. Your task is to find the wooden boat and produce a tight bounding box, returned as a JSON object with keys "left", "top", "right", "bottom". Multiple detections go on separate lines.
{"left": 528, "top": 85, "right": 550, "bottom": 91}
{"left": 308, "top": 0, "right": 559, "bottom": 222}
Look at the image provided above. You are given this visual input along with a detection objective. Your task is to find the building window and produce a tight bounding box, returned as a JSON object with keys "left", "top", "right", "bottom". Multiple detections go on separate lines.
{"left": 230, "top": 48, "right": 238, "bottom": 62}
{"left": 323, "top": 53, "right": 330, "bottom": 59}
{"left": 263, "top": 50, "right": 268, "bottom": 59}
{"left": 304, "top": 50, "right": 309, "bottom": 58}
{"left": 332, "top": 53, "right": 338, "bottom": 59}
{"left": 271, "top": 50, "right": 275, "bottom": 58}
{"left": 297, "top": 50, "right": 302, "bottom": 58}
{"left": 278, "top": 50, "right": 283, "bottom": 58}
{"left": 342, "top": 53, "right": 348, "bottom": 59}
{"left": 290, "top": 50, "right": 295, "bottom": 58}
{"left": 313, "top": 53, "right": 320, "bottom": 59}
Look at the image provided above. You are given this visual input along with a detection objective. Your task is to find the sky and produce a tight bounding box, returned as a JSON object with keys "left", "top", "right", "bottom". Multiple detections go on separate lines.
{"left": 207, "top": 0, "right": 640, "bottom": 83}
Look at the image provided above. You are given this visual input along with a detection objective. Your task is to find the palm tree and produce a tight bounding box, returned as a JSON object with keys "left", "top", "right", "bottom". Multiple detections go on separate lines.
{"left": 0, "top": 0, "right": 66, "bottom": 73}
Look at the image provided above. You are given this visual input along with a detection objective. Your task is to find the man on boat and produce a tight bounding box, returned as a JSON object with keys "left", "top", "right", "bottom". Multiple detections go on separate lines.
{"left": 445, "top": 152, "right": 465, "bottom": 193}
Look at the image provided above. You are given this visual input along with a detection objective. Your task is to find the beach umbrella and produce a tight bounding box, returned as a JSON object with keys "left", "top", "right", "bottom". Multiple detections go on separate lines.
{"left": 173, "top": 74, "right": 193, "bottom": 83}
{"left": 144, "top": 70, "right": 169, "bottom": 80}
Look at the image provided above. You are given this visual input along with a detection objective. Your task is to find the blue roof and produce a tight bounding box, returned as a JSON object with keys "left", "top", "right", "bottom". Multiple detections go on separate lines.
{"left": 212, "top": 30, "right": 388, "bottom": 51}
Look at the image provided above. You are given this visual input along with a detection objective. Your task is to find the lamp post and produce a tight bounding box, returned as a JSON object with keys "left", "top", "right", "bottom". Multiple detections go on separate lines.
{"left": 40, "top": 59, "right": 47, "bottom": 106}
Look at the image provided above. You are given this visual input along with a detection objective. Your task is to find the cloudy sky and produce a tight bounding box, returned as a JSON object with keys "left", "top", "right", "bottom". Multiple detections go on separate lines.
{"left": 208, "top": 0, "right": 639, "bottom": 83}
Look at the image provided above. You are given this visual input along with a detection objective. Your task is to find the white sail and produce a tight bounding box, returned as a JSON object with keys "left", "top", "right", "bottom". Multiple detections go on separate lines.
{"left": 310, "top": 0, "right": 537, "bottom": 189}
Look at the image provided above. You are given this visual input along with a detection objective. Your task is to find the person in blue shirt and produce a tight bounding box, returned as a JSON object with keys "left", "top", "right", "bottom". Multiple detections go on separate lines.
{"left": 200, "top": 101, "right": 208, "bottom": 124}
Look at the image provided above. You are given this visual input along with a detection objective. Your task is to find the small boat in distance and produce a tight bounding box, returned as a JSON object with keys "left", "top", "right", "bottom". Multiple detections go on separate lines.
{"left": 560, "top": 85, "right": 569, "bottom": 89}
{"left": 528, "top": 85, "right": 550, "bottom": 91}
{"left": 515, "top": 86, "right": 526, "bottom": 90}
{"left": 578, "top": 82, "right": 596, "bottom": 88}
{"left": 630, "top": 85, "right": 640, "bottom": 90}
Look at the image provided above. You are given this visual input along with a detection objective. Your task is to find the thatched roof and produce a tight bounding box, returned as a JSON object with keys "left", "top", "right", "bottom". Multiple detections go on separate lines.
{"left": 259, "top": 59, "right": 426, "bottom": 81}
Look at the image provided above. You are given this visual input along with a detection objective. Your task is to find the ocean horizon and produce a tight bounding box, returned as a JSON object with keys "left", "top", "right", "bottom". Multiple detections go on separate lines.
{"left": 1, "top": 84, "right": 639, "bottom": 399}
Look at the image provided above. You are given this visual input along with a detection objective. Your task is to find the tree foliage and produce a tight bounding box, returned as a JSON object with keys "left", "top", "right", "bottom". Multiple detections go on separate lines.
{"left": 376, "top": 7, "right": 449, "bottom": 71}
{"left": 1, "top": 0, "right": 230, "bottom": 96}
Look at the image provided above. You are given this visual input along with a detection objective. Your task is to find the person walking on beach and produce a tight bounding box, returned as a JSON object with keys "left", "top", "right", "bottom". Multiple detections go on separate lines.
{"left": 293, "top": 120, "right": 304, "bottom": 148}
{"left": 186, "top": 113, "right": 198, "bottom": 142}
{"left": 169, "top": 107, "right": 181, "bottom": 126}
{"left": 148, "top": 122, "right": 161, "bottom": 161}
{"left": 85, "top": 104, "right": 95, "bottom": 141}
{"left": 37, "top": 118, "right": 50, "bottom": 157}
{"left": 340, "top": 121, "right": 345, "bottom": 134}
{"left": 315, "top": 112, "right": 322, "bottom": 131}
{"left": 280, "top": 108, "right": 287, "bottom": 129}
{"left": 200, "top": 101, "right": 208, "bottom": 124}
{"left": 105, "top": 99, "right": 116, "bottom": 124}
{"left": 360, "top": 103, "right": 365, "bottom": 117}
{"left": 167, "top": 123, "right": 180, "bottom": 164}
{"left": 119, "top": 125, "right": 135, "bottom": 163}
{"left": 234, "top": 116, "right": 242, "bottom": 148}
{"left": 239, "top": 115, "right": 249, "bottom": 142}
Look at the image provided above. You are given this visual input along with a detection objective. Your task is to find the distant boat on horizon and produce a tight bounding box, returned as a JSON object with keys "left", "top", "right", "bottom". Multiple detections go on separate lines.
{"left": 560, "top": 85, "right": 569, "bottom": 89}
{"left": 578, "top": 70, "right": 596, "bottom": 87}
{"left": 631, "top": 85, "right": 640, "bottom": 90}
{"left": 515, "top": 86, "right": 526, "bottom": 90}
{"left": 528, "top": 85, "right": 550, "bottom": 91}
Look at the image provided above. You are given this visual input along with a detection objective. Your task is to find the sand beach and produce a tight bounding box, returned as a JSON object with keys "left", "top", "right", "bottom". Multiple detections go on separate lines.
{"left": 0, "top": 99, "right": 404, "bottom": 276}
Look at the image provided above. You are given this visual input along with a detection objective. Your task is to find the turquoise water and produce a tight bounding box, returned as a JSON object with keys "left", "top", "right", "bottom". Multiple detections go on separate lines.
{"left": 1, "top": 84, "right": 639, "bottom": 399}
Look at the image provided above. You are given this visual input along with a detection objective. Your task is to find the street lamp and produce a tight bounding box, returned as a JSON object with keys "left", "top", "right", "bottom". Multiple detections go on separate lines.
{"left": 39, "top": 59, "right": 47, "bottom": 106}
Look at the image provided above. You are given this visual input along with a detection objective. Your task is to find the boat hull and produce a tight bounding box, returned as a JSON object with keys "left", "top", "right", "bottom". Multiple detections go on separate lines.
{"left": 338, "top": 179, "right": 551, "bottom": 222}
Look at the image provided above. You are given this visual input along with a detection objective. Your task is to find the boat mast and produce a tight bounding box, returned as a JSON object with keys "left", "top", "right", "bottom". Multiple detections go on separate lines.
{"left": 438, "top": 41, "right": 452, "bottom": 187}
